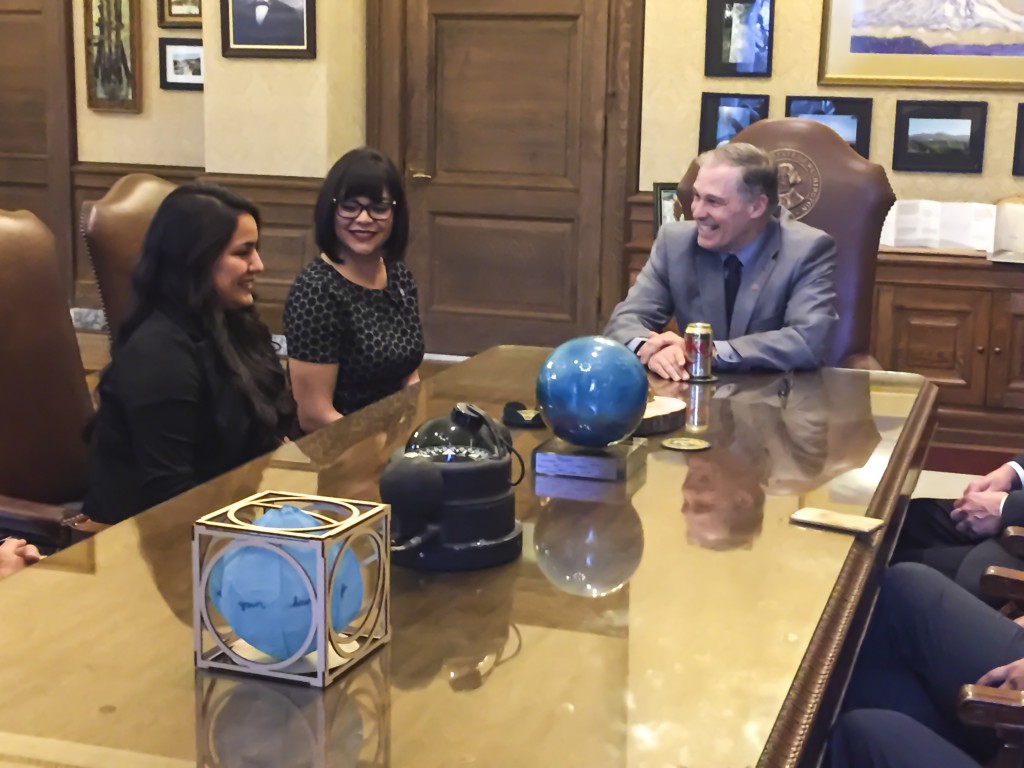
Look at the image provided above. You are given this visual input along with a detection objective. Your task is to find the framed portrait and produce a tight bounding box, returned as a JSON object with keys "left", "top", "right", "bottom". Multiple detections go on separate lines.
{"left": 892, "top": 100, "right": 987, "bottom": 174}
{"left": 221, "top": 0, "right": 316, "bottom": 59}
{"left": 158, "top": 0, "right": 201, "bottom": 28}
{"left": 819, "top": 0, "right": 1024, "bottom": 88}
{"left": 1014, "top": 104, "right": 1024, "bottom": 177}
{"left": 159, "top": 38, "right": 204, "bottom": 91}
{"left": 698, "top": 92, "right": 770, "bottom": 153}
{"left": 84, "top": 0, "right": 143, "bottom": 112}
{"left": 785, "top": 96, "right": 873, "bottom": 158}
{"left": 705, "top": 0, "right": 774, "bottom": 77}
{"left": 653, "top": 182, "right": 681, "bottom": 236}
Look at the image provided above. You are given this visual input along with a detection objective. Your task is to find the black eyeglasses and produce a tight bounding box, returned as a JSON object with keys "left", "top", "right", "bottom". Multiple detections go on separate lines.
{"left": 333, "top": 198, "right": 396, "bottom": 221}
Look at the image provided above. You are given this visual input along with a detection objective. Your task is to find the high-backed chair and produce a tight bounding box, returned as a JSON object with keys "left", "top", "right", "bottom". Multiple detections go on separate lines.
{"left": 676, "top": 118, "right": 895, "bottom": 369}
{"left": 82, "top": 173, "right": 176, "bottom": 341}
{"left": 0, "top": 210, "right": 103, "bottom": 547}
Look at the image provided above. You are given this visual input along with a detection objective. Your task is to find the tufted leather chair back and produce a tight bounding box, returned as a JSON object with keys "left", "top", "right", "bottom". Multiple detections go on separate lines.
{"left": 0, "top": 210, "right": 93, "bottom": 503}
{"left": 82, "top": 173, "right": 176, "bottom": 341}
{"left": 676, "top": 118, "right": 895, "bottom": 368}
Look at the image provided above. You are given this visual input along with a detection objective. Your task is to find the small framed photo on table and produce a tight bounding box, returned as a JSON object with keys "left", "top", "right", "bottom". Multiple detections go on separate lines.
{"left": 785, "top": 96, "right": 873, "bottom": 158}
{"left": 704, "top": 0, "right": 774, "bottom": 77}
{"left": 159, "top": 38, "right": 204, "bottom": 91}
{"left": 892, "top": 100, "right": 987, "bottom": 174}
{"left": 653, "top": 182, "right": 681, "bottom": 237}
{"left": 698, "top": 92, "right": 770, "bottom": 153}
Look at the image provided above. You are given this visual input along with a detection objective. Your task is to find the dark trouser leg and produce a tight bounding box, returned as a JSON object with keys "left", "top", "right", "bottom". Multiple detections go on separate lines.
{"left": 830, "top": 710, "right": 980, "bottom": 768}
{"left": 844, "top": 562, "right": 1024, "bottom": 762}
{"left": 893, "top": 498, "right": 1024, "bottom": 604}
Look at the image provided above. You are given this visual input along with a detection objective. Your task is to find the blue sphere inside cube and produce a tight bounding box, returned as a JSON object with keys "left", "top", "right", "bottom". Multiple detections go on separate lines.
{"left": 210, "top": 506, "right": 365, "bottom": 661}
{"left": 536, "top": 336, "right": 648, "bottom": 448}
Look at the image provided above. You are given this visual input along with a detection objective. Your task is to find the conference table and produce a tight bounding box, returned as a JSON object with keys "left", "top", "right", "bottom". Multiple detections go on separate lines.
{"left": 0, "top": 346, "right": 936, "bottom": 768}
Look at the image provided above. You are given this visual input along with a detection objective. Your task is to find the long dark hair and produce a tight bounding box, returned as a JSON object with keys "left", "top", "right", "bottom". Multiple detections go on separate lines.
{"left": 313, "top": 147, "right": 409, "bottom": 264}
{"left": 114, "top": 183, "right": 294, "bottom": 438}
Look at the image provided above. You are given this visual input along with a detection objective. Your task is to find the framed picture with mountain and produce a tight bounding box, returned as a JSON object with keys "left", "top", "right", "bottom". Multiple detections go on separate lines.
{"left": 892, "top": 100, "right": 987, "bottom": 174}
{"left": 819, "top": 0, "right": 1024, "bottom": 88}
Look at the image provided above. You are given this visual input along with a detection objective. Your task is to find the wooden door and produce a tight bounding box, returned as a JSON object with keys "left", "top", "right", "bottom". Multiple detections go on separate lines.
{"left": 987, "top": 291, "right": 1024, "bottom": 410}
{"left": 873, "top": 285, "right": 989, "bottom": 406}
{"left": 0, "top": 0, "right": 75, "bottom": 290}
{"left": 404, "top": 0, "right": 610, "bottom": 354}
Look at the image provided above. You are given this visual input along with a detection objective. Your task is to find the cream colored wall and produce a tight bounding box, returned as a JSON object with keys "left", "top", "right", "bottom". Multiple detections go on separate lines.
{"left": 74, "top": 1, "right": 366, "bottom": 177}
{"left": 639, "top": 0, "right": 1024, "bottom": 202}
{"left": 73, "top": 0, "right": 204, "bottom": 167}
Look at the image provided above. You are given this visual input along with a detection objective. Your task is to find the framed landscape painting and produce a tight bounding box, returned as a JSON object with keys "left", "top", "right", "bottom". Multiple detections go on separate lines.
{"left": 653, "top": 182, "right": 681, "bottom": 236}
{"left": 819, "top": 0, "right": 1024, "bottom": 88}
{"left": 158, "top": 0, "right": 201, "bottom": 28}
{"left": 84, "top": 0, "right": 143, "bottom": 112}
{"left": 785, "top": 96, "right": 873, "bottom": 158}
{"left": 159, "top": 38, "right": 203, "bottom": 91}
{"left": 705, "top": 0, "right": 774, "bottom": 77}
{"left": 892, "top": 100, "right": 987, "bottom": 174}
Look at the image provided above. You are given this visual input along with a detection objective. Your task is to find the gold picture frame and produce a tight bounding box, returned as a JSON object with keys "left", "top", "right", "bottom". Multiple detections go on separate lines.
{"left": 84, "top": 0, "right": 143, "bottom": 112}
{"left": 819, "top": 0, "right": 1024, "bottom": 89}
{"left": 158, "top": 0, "right": 202, "bottom": 29}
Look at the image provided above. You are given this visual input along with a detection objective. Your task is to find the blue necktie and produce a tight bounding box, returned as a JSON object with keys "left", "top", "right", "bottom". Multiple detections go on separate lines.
{"left": 724, "top": 254, "right": 742, "bottom": 336}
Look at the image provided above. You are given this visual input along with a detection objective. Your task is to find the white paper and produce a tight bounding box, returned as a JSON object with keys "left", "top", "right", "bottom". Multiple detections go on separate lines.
{"left": 884, "top": 199, "right": 996, "bottom": 251}
{"left": 995, "top": 201, "right": 1024, "bottom": 256}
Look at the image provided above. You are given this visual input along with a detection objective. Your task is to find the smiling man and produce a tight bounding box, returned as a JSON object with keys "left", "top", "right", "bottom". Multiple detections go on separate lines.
{"left": 604, "top": 143, "right": 838, "bottom": 379}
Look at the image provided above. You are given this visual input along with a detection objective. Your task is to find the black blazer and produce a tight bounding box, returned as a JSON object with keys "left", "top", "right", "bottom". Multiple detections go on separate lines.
{"left": 83, "top": 309, "right": 278, "bottom": 524}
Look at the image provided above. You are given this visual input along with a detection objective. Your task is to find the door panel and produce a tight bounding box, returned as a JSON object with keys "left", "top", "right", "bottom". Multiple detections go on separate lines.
{"left": 987, "top": 291, "right": 1024, "bottom": 410}
{"left": 407, "top": 0, "right": 609, "bottom": 353}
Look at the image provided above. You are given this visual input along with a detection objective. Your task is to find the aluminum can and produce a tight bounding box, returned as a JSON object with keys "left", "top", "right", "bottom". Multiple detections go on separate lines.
{"left": 685, "top": 381, "right": 711, "bottom": 434}
{"left": 684, "top": 322, "right": 713, "bottom": 380}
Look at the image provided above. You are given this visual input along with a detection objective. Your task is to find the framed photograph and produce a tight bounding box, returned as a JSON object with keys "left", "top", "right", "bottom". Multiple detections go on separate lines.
{"left": 819, "top": 0, "right": 1024, "bottom": 88}
{"left": 221, "top": 0, "right": 316, "bottom": 59}
{"left": 84, "top": 0, "right": 143, "bottom": 112}
{"left": 705, "top": 0, "right": 774, "bottom": 77}
{"left": 158, "top": 0, "right": 201, "bottom": 28}
{"left": 159, "top": 38, "right": 204, "bottom": 91}
{"left": 1014, "top": 104, "right": 1024, "bottom": 177}
{"left": 653, "top": 182, "right": 681, "bottom": 236}
{"left": 892, "top": 100, "right": 987, "bottom": 174}
{"left": 698, "top": 92, "right": 770, "bottom": 153}
{"left": 785, "top": 96, "right": 873, "bottom": 158}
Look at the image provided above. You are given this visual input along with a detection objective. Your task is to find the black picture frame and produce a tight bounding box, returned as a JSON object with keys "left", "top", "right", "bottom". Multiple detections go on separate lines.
{"left": 221, "top": 0, "right": 316, "bottom": 59}
{"left": 704, "top": 0, "right": 774, "bottom": 77}
{"left": 653, "top": 182, "right": 680, "bottom": 237}
{"left": 698, "top": 92, "right": 770, "bottom": 153}
{"left": 785, "top": 96, "right": 873, "bottom": 159}
{"left": 158, "top": 0, "right": 201, "bottom": 29}
{"left": 892, "top": 100, "right": 987, "bottom": 174}
{"left": 1014, "top": 104, "right": 1024, "bottom": 177}
{"left": 159, "top": 38, "right": 203, "bottom": 91}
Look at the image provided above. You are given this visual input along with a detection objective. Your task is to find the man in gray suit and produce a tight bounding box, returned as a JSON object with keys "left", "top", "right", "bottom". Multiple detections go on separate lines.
{"left": 604, "top": 143, "right": 838, "bottom": 380}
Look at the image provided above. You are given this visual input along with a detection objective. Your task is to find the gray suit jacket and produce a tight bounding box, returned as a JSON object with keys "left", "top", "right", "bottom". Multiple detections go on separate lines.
{"left": 604, "top": 213, "right": 838, "bottom": 371}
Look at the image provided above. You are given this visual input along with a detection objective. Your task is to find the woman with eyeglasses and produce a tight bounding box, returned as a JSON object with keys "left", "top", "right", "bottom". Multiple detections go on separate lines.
{"left": 284, "top": 147, "right": 424, "bottom": 432}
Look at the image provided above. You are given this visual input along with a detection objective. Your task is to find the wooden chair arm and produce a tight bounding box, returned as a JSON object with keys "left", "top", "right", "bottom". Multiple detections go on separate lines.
{"left": 838, "top": 353, "right": 883, "bottom": 370}
{"left": 958, "top": 684, "right": 1024, "bottom": 730}
{"left": 1002, "top": 527, "right": 1024, "bottom": 560}
{"left": 981, "top": 566, "right": 1024, "bottom": 603}
{"left": 0, "top": 495, "right": 107, "bottom": 549}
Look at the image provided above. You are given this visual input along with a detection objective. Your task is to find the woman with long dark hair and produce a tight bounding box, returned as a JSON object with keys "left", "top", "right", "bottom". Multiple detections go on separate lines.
{"left": 83, "top": 184, "right": 294, "bottom": 524}
{"left": 284, "top": 147, "right": 424, "bottom": 432}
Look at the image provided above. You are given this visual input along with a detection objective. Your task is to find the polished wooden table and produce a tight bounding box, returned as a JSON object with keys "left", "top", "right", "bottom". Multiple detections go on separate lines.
{"left": 0, "top": 347, "right": 936, "bottom": 767}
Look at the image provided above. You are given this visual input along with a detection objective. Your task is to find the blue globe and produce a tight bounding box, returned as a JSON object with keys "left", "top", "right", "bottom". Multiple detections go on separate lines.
{"left": 536, "top": 336, "right": 648, "bottom": 448}
{"left": 210, "top": 506, "right": 365, "bottom": 661}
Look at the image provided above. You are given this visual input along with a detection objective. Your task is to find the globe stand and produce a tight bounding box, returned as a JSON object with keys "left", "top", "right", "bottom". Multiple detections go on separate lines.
{"left": 532, "top": 436, "right": 647, "bottom": 482}
{"left": 192, "top": 491, "right": 391, "bottom": 688}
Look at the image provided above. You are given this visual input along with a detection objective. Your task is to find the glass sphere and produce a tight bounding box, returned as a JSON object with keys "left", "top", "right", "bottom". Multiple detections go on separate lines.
{"left": 536, "top": 336, "right": 648, "bottom": 447}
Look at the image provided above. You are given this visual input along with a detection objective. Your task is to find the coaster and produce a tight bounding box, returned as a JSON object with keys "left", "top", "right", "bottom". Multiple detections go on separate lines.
{"left": 662, "top": 437, "right": 711, "bottom": 452}
{"left": 688, "top": 375, "right": 718, "bottom": 383}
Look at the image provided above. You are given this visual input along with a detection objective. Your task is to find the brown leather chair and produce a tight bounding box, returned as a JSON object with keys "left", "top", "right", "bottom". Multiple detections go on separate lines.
{"left": 82, "top": 173, "right": 176, "bottom": 341}
{"left": 676, "top": 117, "right": 895, "bottom": 369}
{"left": 0, "top": 210, "right": 104, "bottom": 547}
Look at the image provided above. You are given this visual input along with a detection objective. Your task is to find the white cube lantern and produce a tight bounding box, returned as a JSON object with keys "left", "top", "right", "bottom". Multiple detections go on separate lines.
{"left": 193, "top": 491, "right": 390, "bottom": 687}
